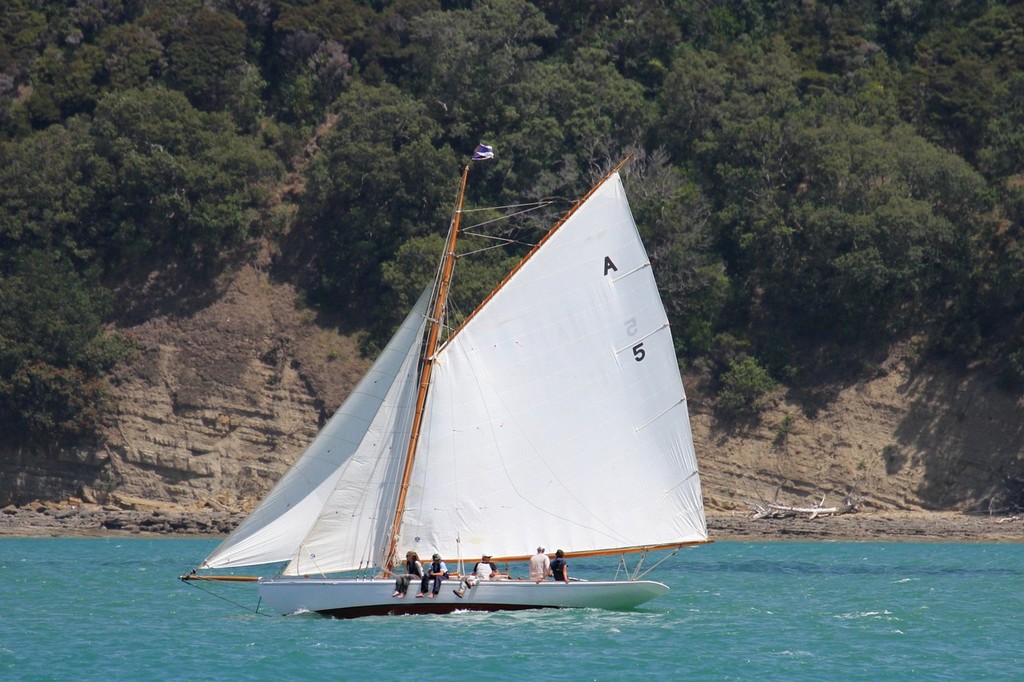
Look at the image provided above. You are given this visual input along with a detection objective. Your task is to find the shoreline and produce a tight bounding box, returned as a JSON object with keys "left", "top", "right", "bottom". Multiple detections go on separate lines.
{"left": 2, "top": 503, "right": 1023, "bottom": 542}
{"left": 707, "top": 510, "right": 1024, "bottom": 543}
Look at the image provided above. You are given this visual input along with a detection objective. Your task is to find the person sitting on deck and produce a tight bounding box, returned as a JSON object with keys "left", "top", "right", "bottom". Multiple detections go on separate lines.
{"left": 416, "top": 553, "right": 448, "bottom": 598}
{"left": 454, "top": 554, "right": 503, "bottom": 598}
{"left": 392, "top": 550, "right": 422, "bottom": 598}
{"left": 550, "top": 549, "right": 569, "bottom": 583}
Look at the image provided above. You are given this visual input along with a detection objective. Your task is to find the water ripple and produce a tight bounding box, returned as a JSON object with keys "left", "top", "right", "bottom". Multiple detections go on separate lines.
{"left": 1, "top": 539, "right": 1022, "bottom": 680}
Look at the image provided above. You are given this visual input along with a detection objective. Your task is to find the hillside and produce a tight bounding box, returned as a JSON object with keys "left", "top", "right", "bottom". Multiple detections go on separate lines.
{"left": 4, "top": 2, "right": 1024, "bottom": 484}
{"left": 4, "top": 259, "right": 1022, "bottom": 524}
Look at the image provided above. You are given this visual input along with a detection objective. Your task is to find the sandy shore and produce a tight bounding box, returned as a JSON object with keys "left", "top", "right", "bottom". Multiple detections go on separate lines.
{"left": 0, "top": 503, "right": 242, "bottom": 538}
{"left": 2, "top": 503, "right": 1023, "bottom": 542}
{"left": 707, "top": 510, "right": 1024, "bottom": 543}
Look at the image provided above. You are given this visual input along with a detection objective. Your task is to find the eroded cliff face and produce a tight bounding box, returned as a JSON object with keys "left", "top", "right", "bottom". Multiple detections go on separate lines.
{"left": 691, "top": 356, "right": 1024, "bottom": 514}
{"left": 3, "top": 264, "right": 1023, "bottom": 515}
{"left": 0, "top": 265, "right": 367, "bottom": 512}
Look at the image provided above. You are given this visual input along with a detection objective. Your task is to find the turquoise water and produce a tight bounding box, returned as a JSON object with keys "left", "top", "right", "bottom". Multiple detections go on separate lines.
{"left": 2, "top": 538, "right": 1022, "bottom": 680}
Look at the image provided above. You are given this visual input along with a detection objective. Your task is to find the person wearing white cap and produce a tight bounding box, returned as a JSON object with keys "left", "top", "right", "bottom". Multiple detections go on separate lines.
{"left": 455, "top": 553, "right": 499, "bottom": 598}
{"left": 529, "top": 546, "right": 551, "bottom": 583}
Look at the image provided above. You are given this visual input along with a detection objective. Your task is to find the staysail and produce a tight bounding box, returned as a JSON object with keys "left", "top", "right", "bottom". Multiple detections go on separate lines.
{"left": 200, "top": 289, "right": 431, "bottom": 572}
{"left": 396, "top": 173, "right": 706, "bottom": 561}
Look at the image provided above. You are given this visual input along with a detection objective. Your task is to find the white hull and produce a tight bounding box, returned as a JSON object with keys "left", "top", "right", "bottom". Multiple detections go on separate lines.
{"left": 257, "top": 577, "right": 669, "bottom": 618}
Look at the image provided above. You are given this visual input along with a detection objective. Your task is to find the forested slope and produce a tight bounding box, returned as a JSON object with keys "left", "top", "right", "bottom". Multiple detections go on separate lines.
{"left": 1, "top": 1, "right": 1023, "bottom": 512}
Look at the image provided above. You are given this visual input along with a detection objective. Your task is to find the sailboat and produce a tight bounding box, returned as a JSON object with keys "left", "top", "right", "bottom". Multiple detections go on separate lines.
{"left": 182, "top": 150, "right": 709, "bottom": 618}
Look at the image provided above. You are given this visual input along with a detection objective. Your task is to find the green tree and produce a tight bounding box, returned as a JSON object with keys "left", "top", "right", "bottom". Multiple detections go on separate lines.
{"left": 776, "top": 122, "right": 984, "bottom": 348}
{"left": 0, "top": 250, "right": 132, "bottom": 442}
{"left": 674, "top": 0, "right": 799, "bottom": 48}
{"left": 958, "top": 74, "right": 1024, "bottom": 362}
{"left": 97, "top": 23, "right": 166, "bottom": 91}
{"left": 163, "top": 7, "right": 250, "bottom": 111}
{"left": 532, "top": 0, "right": 683, "bottom": 90}
{"left": 717, "top": 355, "right": 776, "bottom": 416}
{"left": 690, "top": 35, "right": 991, "bottom": 373}
{"left": 88, "top": 86, "right": 282, "bottom": 268}
{"left": 26, "top": 42, "right": 107, "bottom": 124}
{"left": 406, "top": 0, "right": 556, "bottom": 150}
{"left": 302, "top": 82, "right": 458, "bottom": 317}
{"left": 0, "top": 118, "right": 107, "bottom": 263}
{"left": 900, "top": 4, "right": 1024, "bottom": 163}
{"left": 0, "top": 1, "right": 48, "bottom": 79}
{"left": 487, "top": 48, "right": 655, "bottom": 202}
{"left": 657, "top": 45, "right": 730, "bottom": 166}
{"left": 265, "top": 0, "right": 369, "bottom": 123}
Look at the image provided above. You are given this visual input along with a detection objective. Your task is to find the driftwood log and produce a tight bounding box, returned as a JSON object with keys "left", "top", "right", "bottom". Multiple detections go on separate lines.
{"left": 749, "top": 495, "right": 861, "bottom": 520}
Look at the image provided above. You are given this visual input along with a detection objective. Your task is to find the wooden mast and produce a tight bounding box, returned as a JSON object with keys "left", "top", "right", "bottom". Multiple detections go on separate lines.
{"left": 383, "top": 161, "right": 472, "bottom": 573}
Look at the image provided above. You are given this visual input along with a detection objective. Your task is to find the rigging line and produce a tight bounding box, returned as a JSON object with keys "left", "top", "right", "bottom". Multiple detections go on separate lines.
{"left": 458, "top": 231, "right": 539, "bottom": 251}
{"left": 184, "top": 534, "right": 225, "bottom": 575}
{"left": 464, "top": 203, "right": 556, "bottom": 229}
{"left": 433, "top": 289, "right": 462, "bottom": 351}
{"left": 614, "top": 554, "right": 627, "bottom": 581}
{"left": 632, "top": 552, "right": 644, "bottom": 580}
{"left": 455, "top": 534, "right": 464, "bottom": 576}
{"left": 180, "top": 578, "right": 274, "bottom": 617}
{"left": 424, "top": 338, "right": 467, "bottom": 546}
{"left": 306, "top": 552, "right": 328, "bottom": 578}
{"left": 457, "top": 241, "right": 527, "bottom": 258}
{"left": 634, "top": 547, "right": 680, "bottom": 580}
{"left": 462, "top": 200, "right": 555, "bottom": 213}
{"left": 617, "top": 551, "right": 643, "bottom": 580}
{"left": 292, "top": 446, "right": 391, "bottom": 578}
{"left": 372, "top": 428, "right": 414, "bottom": 572}
{"left": 355, "top": 409, "right": 416, "bottom": 572}
{"left": 460, "top": 227, "right": 538, "bottom": 244}
{"left": 450, "top": 368, "right": 462, "bottom": 555}
{"left": 460, "top": 230, "right": 519, "bottom": 241}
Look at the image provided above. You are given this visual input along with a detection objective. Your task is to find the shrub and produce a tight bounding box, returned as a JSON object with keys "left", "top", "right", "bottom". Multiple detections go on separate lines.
{"left": 717, "top": 356, "right": 776, "bottom": 416}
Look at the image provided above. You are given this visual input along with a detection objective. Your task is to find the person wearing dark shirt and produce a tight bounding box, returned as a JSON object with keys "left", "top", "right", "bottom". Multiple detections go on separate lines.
{"left": 417, "top": 553, "right": 448, "bottom": 598}
{"left": 392, "top": 550, "right": 422, "bottom": 598}
{"left": 550, "top": 549, "right": 569, "bottom": 583}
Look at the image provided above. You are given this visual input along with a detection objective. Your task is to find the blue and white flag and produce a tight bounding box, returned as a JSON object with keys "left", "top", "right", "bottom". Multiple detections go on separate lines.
{"left": 472, "top": 144, "right": 494, "bottom": 160}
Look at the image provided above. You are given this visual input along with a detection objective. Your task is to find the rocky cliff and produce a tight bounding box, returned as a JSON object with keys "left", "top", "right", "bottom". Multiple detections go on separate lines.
{"left": 3, "top": 263, "right": 1023, "bottom": 517}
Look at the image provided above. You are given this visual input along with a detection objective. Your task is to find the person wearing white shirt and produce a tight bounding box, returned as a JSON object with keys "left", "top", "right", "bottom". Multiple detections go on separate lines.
{"left": 529, "top": 547, "right": 551, "bottom": 583}
{"left": 455, "top": 554, "right": 500, "bottom": 598}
